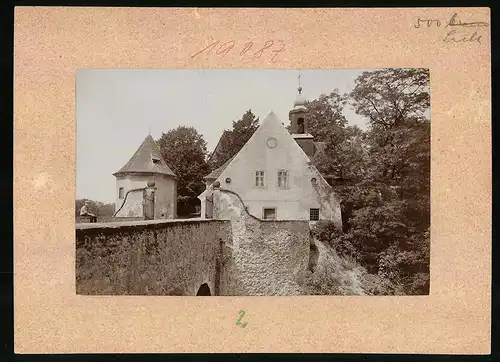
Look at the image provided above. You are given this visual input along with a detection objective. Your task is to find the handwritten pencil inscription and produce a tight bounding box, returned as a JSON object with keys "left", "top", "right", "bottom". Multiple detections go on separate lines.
{"left": 191, "top": 39, "right": 285, "bottom": 63}
{"left": 413, "top": 12, "right": 489, "bottom": 44}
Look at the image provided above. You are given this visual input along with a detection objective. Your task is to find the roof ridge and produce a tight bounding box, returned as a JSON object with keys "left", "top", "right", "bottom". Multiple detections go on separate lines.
{"left": 113, "top": 135, "right": 176, "bottom": 177}
{"left": 200, "top": 111, "right": 330, "bottom": 186}
{"left": 204, "top": 154, "right": 236, "bottom": 180}
{"left": 203, "top": 112, "right": 279, "bottom": 180}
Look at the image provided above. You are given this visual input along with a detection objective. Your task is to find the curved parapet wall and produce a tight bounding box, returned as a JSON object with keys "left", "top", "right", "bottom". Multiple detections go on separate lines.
{"left": 213, "top": 189, "right": 311, "bottom": 296}
{"left": 114, "top": 188, "right": 145, "bottom": 218}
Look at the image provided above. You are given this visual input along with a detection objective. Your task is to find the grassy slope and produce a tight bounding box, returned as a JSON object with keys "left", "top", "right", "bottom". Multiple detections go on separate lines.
{"left": 304, "top": 238, "right": 389, "bottom": 296}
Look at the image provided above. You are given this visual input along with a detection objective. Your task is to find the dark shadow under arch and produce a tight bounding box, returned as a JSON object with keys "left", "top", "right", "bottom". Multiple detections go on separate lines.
{"left": 196, "top": 283, "right": 211, "bottom": 296}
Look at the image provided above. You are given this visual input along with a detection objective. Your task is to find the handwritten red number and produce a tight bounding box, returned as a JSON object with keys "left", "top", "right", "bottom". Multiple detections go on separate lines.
{"left": 240, "top": 42, "right": 253, "bottom": 56}
{"left": 254, "top": 40, "right": 274, "bottom": 59}
{"left": 191, "top": 40, "right": 220, "bottom": 59}
{"left": 216, "top": 41, "right": 235, "bottom": 56}
{"left": 191, "top": 39, "right": 285, "bottom": 61}
{"left": 271, "top": 41, "right": 285, "bottom": 63}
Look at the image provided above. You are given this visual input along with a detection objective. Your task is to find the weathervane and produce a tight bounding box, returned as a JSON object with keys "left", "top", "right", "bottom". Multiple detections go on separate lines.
{"left": 297, "top": 70, "right": 302, "bottom": 94}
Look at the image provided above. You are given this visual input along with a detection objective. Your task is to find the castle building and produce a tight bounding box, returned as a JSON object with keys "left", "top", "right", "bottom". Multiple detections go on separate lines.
{"left": 198, "top": 85, "right": 342, "bottom": 226}
{"left": 113, "top": 135, "right": 177, "bottom": 219}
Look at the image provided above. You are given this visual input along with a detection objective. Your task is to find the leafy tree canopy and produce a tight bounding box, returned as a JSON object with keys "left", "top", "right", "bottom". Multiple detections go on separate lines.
{"left": 305, "top": 90, "right": 348, "bottom": 141}
{"left": 297, "top": 89, "right": 368, "bottom": 182}
{"left": 312, "top": 68, "right": 430, "bottom": 295}
{"left": 209, "top": 110, "right": 259, "bottom": 170}
{"left": 157, "top": 126, "right": 210, "bottom": 215}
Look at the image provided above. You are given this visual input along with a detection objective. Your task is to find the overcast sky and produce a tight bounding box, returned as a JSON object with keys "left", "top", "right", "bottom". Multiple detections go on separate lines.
{"left": 76, "top": 69, "right": 372, "bottom": 203}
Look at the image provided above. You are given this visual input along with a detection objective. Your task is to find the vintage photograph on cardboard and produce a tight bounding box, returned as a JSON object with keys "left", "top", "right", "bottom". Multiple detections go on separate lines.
{"left": 15, "top": 6, "right": 491, "bottom": 354}
{"left": 76, "top": 68, "right": 430, "bottom": 297}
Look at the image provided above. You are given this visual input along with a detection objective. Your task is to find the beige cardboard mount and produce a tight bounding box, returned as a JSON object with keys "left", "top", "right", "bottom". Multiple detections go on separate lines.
{"left": 14, "top": 7, "right": 491, "bottom": 354}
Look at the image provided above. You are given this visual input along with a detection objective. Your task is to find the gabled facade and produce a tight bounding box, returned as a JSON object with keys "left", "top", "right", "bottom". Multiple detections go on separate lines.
{"left": 113, "top": 135, "right": 177, "bottom": 219}
{"left": 198, "top": 106, "right": 342, "bottom": 226}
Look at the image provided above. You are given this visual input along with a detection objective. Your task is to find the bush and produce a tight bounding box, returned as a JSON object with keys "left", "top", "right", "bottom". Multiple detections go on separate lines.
{"left": 304, "top": 268, "right": 346, "bottom": 295}
{"left": 311, "top": 208, "right": 430, "bottom": 295}
{"left": 310, "top": 220, "right": 335, "bottom": 238}
{"left": 303, "top": 240, "right": 367, "bottom": 295}
{"left": 360, "top": 273, "right": 394, "bottom": 296}
{"left": 312, "top": 221, "right": 360, "bottom": 261}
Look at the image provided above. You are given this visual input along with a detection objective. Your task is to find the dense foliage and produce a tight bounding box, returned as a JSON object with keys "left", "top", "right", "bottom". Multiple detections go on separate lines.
{"left": 310, "top": 68, "right": 430, "bottom": 295}
{"left": 157, "top": 126, "right": 210, "bottom": 216}
{"left": 208, "top": 110, "right": 260, "bottom": 170}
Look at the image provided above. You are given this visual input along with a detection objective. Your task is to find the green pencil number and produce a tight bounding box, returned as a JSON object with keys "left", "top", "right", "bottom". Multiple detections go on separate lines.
{"left": 236, "top": 310, "right": 248, "bottom": 328}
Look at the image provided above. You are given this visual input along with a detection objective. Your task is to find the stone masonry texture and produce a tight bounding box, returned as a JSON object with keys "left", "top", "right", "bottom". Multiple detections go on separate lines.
{"left": 76, "top": 190, "right": 311, "bottom": 296}
{"left": 76, "top": 219, "right": 231, "bottom": 296}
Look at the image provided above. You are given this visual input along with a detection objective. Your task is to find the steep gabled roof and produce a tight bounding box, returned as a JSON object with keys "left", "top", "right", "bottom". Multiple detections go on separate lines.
{"left": 198, "top": 111, "right": 337, "bottom": 201}
{"left": 204, "top": 154, "right": 236, "bottom": 180}
{"left": 202, "top": 132, "right": 327, "bottom": 180}
{"left": 207, "top": 129, "right": 227, "bottom": 162}
{"left": 113, "top": 135, "right": 176, "bottom": 177}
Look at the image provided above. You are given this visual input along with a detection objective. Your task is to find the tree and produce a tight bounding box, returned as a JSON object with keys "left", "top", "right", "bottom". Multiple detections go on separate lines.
{"left": 304, "top": 90, "right": 348, "bottom": 140}
{"left": 157, "top": 126, "right": 210, "bottom": 216}
{"left": 350, "top": 68, "right": 430, "bottom": 127}
{"left": 209, "top": 110, "right": 259, "bottom": 170}
{"left": 346, "top": 68, "right": 430, "bottom": 294}
{"left": 350, "top": 68, "right": 430, "bottom": 186}
{"left": 350, "top": 68, "right": 430, "bottom": 218}
{"left": 287, "top": 90, "right": 369, "bottom": 182}
{"left": 312, "top": 124, "right": 368, "bottom": 181}
{"left": 314, "top": 68, "right": 431, "bottom": 295}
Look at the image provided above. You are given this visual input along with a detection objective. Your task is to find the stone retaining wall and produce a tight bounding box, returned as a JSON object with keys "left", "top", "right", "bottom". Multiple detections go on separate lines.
{"left": 76, "top": 191, "right": 312, "bottom": 296}
{"left": 76, "top": 218, "right": 231, "bottom": 295}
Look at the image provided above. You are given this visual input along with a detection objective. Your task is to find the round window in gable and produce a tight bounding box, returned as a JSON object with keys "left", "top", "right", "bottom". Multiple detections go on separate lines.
{"left": 225, "top": 177, "right": 232, "bottom": 184}
{"left": 266, "top": 137, "right": 278, "bottom": 149}
{"left": 311, "top": 177, "right": 317, "bottom": 185}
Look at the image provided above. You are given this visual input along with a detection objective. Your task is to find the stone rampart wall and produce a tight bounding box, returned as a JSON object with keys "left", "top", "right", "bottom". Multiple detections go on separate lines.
{"left": 76, "top": 219, "right": 231, "bottom": 295}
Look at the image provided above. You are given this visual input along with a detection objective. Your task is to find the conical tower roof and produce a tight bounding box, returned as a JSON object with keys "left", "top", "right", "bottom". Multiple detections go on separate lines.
{"left": 113, "top": 135, "right": 176, "bottom": 177}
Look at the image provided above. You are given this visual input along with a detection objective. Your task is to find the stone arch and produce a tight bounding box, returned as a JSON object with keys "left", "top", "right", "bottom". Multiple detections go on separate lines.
{"left": 196, "top": 283, "right": 211, "bottom": 296}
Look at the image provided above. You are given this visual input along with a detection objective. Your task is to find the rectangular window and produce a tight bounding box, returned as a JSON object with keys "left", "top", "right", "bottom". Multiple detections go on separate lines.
{"left": 152, "top": 157, "right": 161, "bottom": 164}
{"left": 277, "top": 170, "right": 289, "bottom": 188}
{"left": 119, "top": 187, "right": 124, "bottom": 199}
{"left": 263, "top": 208, "right": 277, "bottom": 220}
{"left": 310, "top": 208, "right": 320, "bottom": 221}
{"left": 255, "top": 170, "right": 265, "bottom": 187}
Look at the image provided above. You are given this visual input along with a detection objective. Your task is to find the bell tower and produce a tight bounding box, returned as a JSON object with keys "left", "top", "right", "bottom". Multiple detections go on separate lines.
{"left": 289, "top": 75, "right": 315, "bottom": 157}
